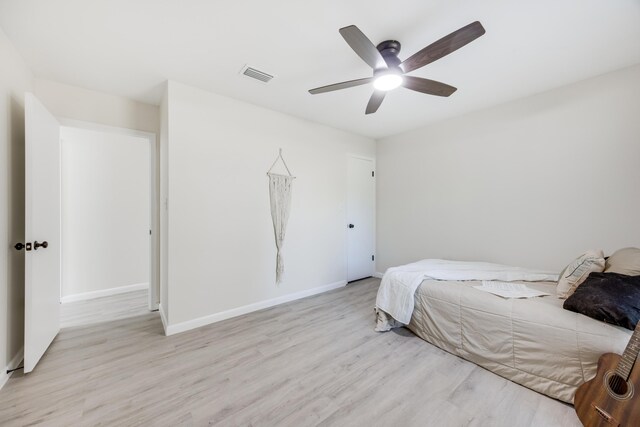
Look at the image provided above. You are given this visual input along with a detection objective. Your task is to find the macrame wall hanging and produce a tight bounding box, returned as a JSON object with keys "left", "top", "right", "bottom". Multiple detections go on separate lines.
{"left": 267, "top": 149, "right": 295, "bottom": 284}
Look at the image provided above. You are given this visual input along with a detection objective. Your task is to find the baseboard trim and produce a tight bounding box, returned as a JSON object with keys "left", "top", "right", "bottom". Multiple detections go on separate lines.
{"left": 61, "top": 283, "right": 149, "bottom": 304}
{"left": 1, "top": 346, "right": 24, "bottom": 391}
{"left": 373, "top": 272, "right": 384, "bottom": 279}
{"left": 165, "top": 280, "right": 347, "bottom": 336}
{"left": 159, "top": 304, "right": 168, "bottom": 336}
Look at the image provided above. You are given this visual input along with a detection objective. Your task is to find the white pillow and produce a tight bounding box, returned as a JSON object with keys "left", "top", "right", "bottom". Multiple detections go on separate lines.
{"left": 556, "top": 250, "right": 605, "bottom": 299}
{"left": 605, "top": 247, "right": 640, "bottom": 276}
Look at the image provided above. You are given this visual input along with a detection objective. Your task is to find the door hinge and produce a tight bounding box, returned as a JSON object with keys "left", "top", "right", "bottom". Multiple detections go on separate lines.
{"left": 149, "top": 229, "right": 152, "bottom": 235}
{"left": 372, "top": 255, "right": 375, "bottom": 261}
{"left": 372, "top": 171, "right": 375, "bottom": 177}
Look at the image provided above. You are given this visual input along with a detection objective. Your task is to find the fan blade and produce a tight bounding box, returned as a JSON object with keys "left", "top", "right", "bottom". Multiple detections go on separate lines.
{"left": 365, "top": 91, "right": 386, "bottom": 114}
{"left": 339, "top": 25, "right": 387, "bottom": 70}
{"left": 401, "top": 21, "right": 485, "bottom": 73}
{"left": 309, "top": 77, "right": 373, "bottom": 94}
{"left": 402, "top": 76, "right": 457, "bottom": 97}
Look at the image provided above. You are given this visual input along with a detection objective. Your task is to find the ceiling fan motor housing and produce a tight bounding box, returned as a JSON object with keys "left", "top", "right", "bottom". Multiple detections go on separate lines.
{"left": 376, "top": 40, "right": 402, "bottom": 69}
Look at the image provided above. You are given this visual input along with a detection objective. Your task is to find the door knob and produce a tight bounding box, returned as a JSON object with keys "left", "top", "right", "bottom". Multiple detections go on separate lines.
{"left": 348, "top": 224, "right": 355, "bottom": 229}
{"left": 34, "top": 241, "right": 48, "bottom": 250}
{"left": 14, "top": 242, "right": 25, "bottom": 251}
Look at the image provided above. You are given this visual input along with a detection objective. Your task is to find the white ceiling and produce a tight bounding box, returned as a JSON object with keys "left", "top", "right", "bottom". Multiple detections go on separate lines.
{"left": 1, "top": 0, "right": 639, "bottom": 139}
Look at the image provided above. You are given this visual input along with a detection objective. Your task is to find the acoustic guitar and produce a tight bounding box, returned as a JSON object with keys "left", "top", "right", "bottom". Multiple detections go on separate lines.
{"left": 574, "top": 321, "right": 640, "bottom": 426}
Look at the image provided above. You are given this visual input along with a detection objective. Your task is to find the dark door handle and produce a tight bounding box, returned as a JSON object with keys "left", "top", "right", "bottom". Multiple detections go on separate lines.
{"left": 34, "top": 241, "right": 48, "bottom": 250}
{"left": 348, "top": 224, "right": 355, "bottom": 229}
{"left": 15, "top": 242, "right": 33, "bottom": 251}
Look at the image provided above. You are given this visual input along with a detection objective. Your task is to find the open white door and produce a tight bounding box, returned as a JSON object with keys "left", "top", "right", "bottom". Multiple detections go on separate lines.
{"left": 347, "top": 155, "right": 375, "bottom": 282}
{"left": 24, "top": 93, "right": 61, "bottom": 373}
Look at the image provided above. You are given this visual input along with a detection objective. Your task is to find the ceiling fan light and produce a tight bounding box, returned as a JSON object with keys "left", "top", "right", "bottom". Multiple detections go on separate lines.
{"left": 373, "top": 74, "right": 403, "bottom": 91}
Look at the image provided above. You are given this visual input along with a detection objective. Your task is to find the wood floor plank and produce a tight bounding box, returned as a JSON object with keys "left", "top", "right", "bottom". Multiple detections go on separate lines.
{"left": 0, "top": 278, "right": 581, "bottom": 426}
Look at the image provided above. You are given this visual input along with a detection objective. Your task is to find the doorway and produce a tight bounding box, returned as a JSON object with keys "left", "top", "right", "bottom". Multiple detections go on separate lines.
{"left": 58, "top": 122, "right": 158, "bottom": 327}
{"left": 346, "top": 155, "right": 375, "bottom": 282}
{"left": 23, "top": 94, "right": 159, "bottom": 372}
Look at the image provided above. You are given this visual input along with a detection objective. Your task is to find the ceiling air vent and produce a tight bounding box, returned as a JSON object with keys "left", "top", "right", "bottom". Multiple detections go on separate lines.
{"left": 240, "top": 65, "right": 274, "bottom": 83}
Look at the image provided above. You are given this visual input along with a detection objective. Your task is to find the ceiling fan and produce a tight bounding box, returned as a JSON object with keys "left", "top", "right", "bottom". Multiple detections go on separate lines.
{"left": 308, "top": 21, "right": 485, "bottom": 114}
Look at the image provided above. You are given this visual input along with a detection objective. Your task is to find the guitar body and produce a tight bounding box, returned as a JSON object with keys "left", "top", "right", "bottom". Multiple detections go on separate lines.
{"left": 575, "top": 353, "right": 640, "bottom": 427}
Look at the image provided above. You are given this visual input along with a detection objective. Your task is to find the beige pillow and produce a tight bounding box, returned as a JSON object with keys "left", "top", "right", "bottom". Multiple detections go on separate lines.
{"left": 605, "top": 247, "right": 640, "bottom": 276}
{"left": 556, "top": 250, "right": 605, "bottom": 298}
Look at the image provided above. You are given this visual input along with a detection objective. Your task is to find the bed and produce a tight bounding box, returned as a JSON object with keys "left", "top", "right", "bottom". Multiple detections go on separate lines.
{"left": 375, "top": 260, "right": 632, "bottom": 403}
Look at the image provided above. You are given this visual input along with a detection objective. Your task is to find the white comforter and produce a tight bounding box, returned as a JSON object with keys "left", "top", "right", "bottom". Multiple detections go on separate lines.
{"left": 375, "top": 259, "right": 559, "bottom": 325}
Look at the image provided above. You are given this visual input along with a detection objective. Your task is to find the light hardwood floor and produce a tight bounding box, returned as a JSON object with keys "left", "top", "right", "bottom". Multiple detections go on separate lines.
{"left": 60, "top": 289, "right": 151, "bottom": 328}
{"left": 0, "top": 278, "right": 581, "bottom": 426}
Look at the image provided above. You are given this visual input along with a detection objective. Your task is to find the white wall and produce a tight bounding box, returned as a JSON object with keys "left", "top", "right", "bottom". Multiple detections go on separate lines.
{"left": 34, "top": 79, "right": 159, "bottom": 134}
{"left": 377, "top": 64, "right": 640, "bottom": 273}
{"left": 60, "top": 127, "right": 149, "bottom": 298}
{"left": 0, "top": 26, "right": 32, "bottom": 387}
{"left": 163, "top": 80, "right": 375, "bottom": 330}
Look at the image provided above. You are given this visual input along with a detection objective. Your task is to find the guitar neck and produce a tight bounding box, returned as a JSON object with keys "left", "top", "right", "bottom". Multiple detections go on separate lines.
{"left": 615, "top": 321, "right": 640, "bottom": 380}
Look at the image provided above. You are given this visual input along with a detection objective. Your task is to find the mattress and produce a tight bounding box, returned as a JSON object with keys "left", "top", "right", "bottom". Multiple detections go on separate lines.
{"left": 406, "top": 279, "right": 632, "bottom": 403}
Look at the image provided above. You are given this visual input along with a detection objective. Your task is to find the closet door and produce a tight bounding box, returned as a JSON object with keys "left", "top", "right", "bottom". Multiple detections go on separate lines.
{"left": 347, "top": 155, "right": 375, "bottom": 282}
